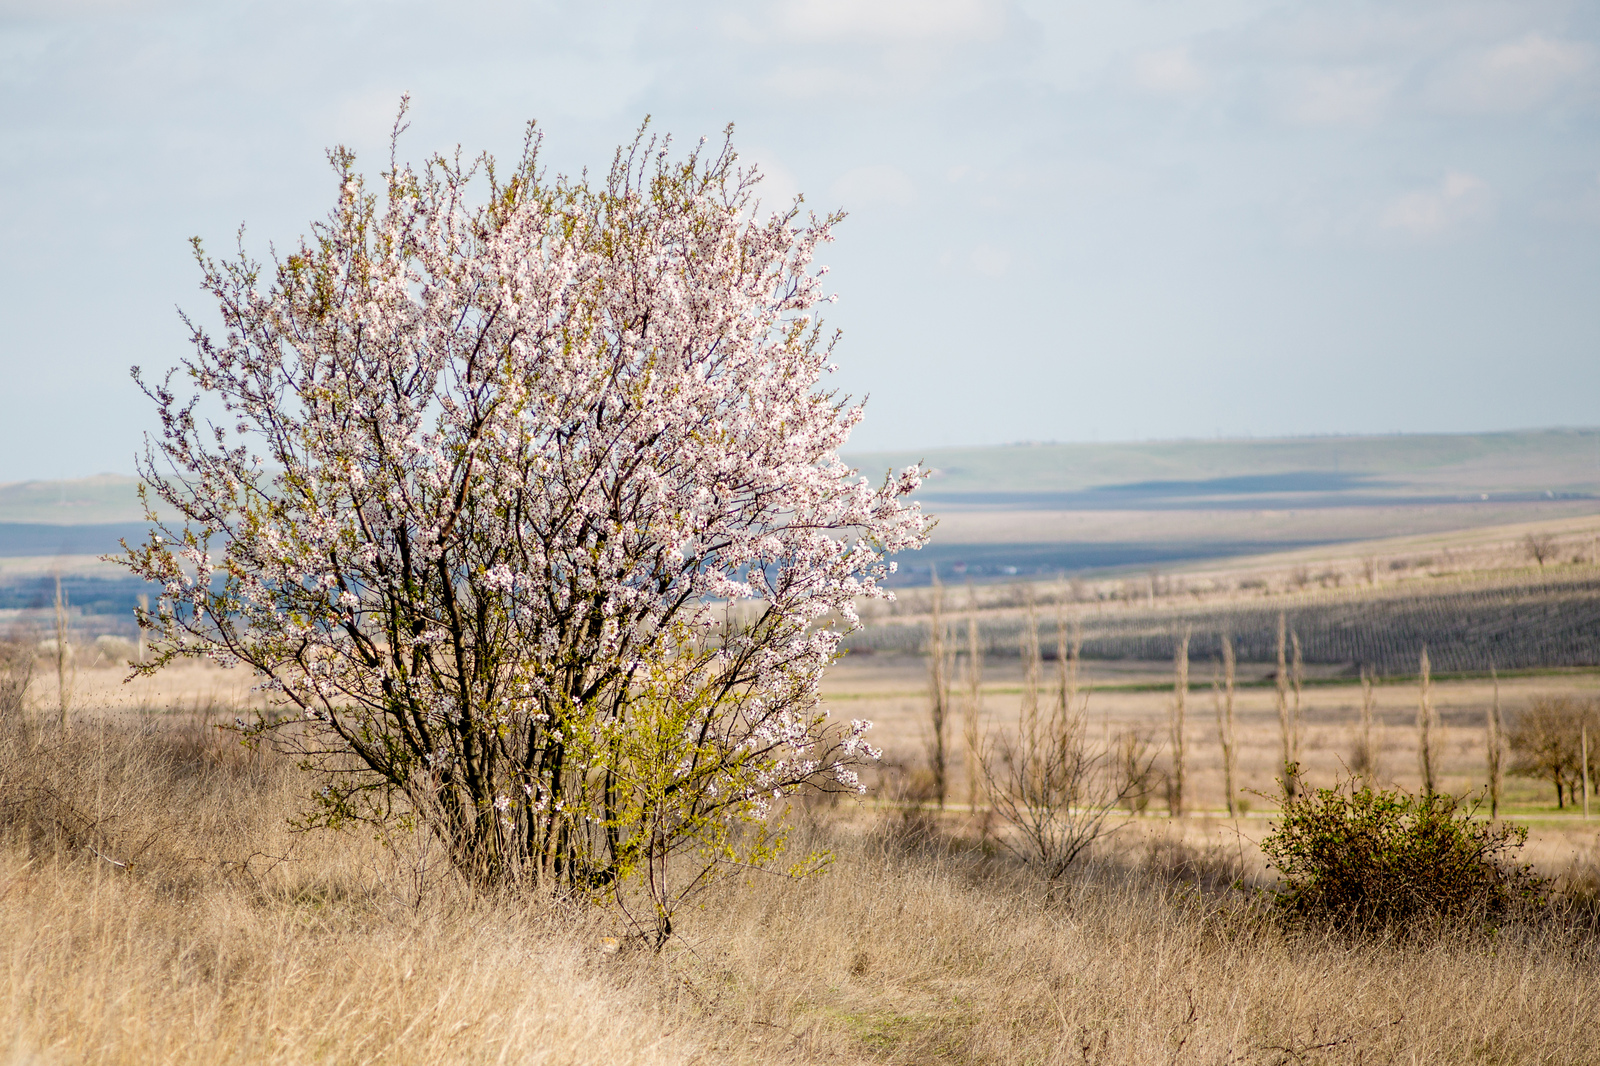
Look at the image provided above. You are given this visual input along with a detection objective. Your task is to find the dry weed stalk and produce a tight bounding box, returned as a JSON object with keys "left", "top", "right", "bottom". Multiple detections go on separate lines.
{"left": 52, "top": 574, "right": 72, "bottom": 733}
{"left": 1417, "top": 645, "right": 1439, "bottom": 795}
{"left": 1356, "top": 667, "right": 1380, "bottom": 788}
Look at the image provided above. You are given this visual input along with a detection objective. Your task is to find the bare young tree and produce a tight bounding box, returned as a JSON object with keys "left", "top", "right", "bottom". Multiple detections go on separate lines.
{"left": 1418, "top": 646, "right": 1439, "bottom": 795}
{"left": 1275, "top": 613, "right": 1300, "bottom": 798}
{"left": 1019, "top": 588, "right": 1043, "bottom": 787}
{"left": 1117, "top": 728, "right": 1157, "bottom": 815}
{"left": 1524, "top": 533, "right": 1557, "bottom": 570}
{"left": 1055, "top": 599, "right": 1083, "bottom": 763}
{"left": 1291, "top": 628, "right": 1304, "bottom": 781}
{"left": 1508, "top": 697, "right": 1594, "bottom": 808}
{"left": 925, "top": 571, "right": 951, "bottom": 808}
{"left": 963, "top": 587, "right": 984, "bottom": 815}
{"left": 978, "top": 584, "right": 1144, "bottom": 876}
{"left": 1168, "top": 627, "right": 1189, "bottom": 818}
{"left": 1487, "top": 663, "right": 1503, "bottom": 817}
{"left": 982, "top": 690, "right": 1147, "bottom": 879}
{"left": 1214, "top": 635, "right": 1238, "bottom": 817}
{"left": 1584, "top": 724, "right": 1592, "bottom": 819}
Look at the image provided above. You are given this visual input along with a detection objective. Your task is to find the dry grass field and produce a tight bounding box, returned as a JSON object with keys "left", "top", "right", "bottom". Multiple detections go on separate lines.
{"left": 4, "top": 651, "right": 1600, "bottom": 1065}
{"left": 6, "top": 505, "right": 1600, "bottom": 1065}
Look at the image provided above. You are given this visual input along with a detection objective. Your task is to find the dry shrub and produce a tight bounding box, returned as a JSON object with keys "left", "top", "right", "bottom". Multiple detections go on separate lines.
{"left": 1260, "top": 775, "right": 1545, "bottom": 937}
{"left": 0, "top": 637, "right": 34, "bottom": 726}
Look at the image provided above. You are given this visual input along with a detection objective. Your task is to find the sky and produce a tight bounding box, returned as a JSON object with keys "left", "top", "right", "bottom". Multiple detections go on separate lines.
{"left": 1, "top": 0, "right": 1596, "bottom": 482}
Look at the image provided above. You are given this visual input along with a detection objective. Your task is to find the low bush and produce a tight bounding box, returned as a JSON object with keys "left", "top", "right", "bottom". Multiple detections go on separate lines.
{"left": 1260, "top": 772, "right": 1545, "bottom": 935}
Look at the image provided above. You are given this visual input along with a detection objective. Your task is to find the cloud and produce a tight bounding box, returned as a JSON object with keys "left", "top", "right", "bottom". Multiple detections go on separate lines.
{"left": 1131, "top": 45, "right": 1205, "bottom": 95}
{"left": 742, "top": 0, "right": 1021, "bottom": 99}
{"left": 0, "top": 0, "right": 186, "bottom": 19}
{"left": 1281, "top": 66, "right": 1396, "bottom": 125}
{"left": 1380, "top": 171, "right": 1491, "bottom": 238}
{"left": 969, "top": 243, "right": 1010, "bottom": 276}
{"left": 1541, "top": 171, "right": 1600, "bottom": 227}
{"left": 1582, "top": 173, "right": 1600, "bottom": 225}
{"left": 1426, "top": 32, "right": 1597, "bottom": 113}
{"left": 773, "top": 0, "right": 1007, "bottom": 44}
{"left": 829, "top": 164, "right": 917, "bottom": 210}
{"left": 935, "top": 241, "right": 1011, "bottom": 276}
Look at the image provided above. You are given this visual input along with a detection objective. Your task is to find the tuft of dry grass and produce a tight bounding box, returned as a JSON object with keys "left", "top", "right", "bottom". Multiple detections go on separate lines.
{"left": 3, "top": 709, "right": 1599, "bottom": 1065}
{"left": 0, "top": 715, "right": 698, "bottom": 1066}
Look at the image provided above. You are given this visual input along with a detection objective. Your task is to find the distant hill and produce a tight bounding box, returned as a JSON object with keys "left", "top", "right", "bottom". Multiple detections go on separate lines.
{"left": 0, "top": 474, "right": 150, "bottom": 525}
{"left": 845, "top": 429, "right": 1600, "bottom": 505}
{"left": 4, "top": 431, "right": 1598, "bottom": 585}
{"left": 845, "top": 429, "right": 1600, "bottom": 583}
{"left": 9, "top": 430, "right": 1595, "bottom": 526}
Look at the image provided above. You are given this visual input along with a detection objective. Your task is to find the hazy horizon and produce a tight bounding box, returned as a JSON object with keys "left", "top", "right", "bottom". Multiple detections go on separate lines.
{"left": 2, "top": 423, "right": 1595, "bottom": 486}
{"left": 6, "top": 423, "right": 1598, "bottom": 495}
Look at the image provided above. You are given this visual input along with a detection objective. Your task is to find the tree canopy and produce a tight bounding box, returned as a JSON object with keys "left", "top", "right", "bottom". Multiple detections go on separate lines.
{"left": 120, "top": 104, "right": 929, "bottom": 937}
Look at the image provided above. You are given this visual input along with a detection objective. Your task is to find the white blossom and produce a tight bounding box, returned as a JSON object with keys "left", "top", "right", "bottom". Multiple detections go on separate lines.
{"left": 119, "top": 109, "right": 929, "bottom": 900}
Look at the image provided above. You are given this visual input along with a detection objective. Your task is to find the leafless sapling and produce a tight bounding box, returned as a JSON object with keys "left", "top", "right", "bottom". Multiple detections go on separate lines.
{"left": 1354, "top": 666, "right": 1380, "bottom": 788}
{"left": 1214, "top": 635, "right": 1238, "bottom": 816}
{"left": 926, "top": 571, "right": 951, "bottom": 807}
{"left": 1487, "top": 663, "right": 1503, "bottom": 817}
{"left": 963, "top": 587, "right": 984, "bottom": 815}
{"left": 1275, "top": 613, "right": 1299, "bottom": 798}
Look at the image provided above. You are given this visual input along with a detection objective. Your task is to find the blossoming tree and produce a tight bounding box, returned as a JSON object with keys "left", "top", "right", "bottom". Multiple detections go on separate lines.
{"left": 120, "top": 104, "right": 929, "bottom": 937}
